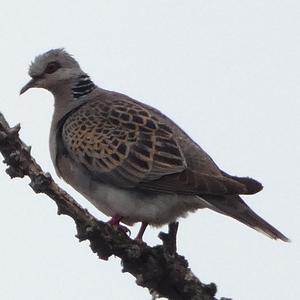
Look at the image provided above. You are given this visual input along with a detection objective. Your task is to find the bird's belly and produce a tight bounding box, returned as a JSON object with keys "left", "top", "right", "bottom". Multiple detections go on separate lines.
{"left": 57, "top": 155, "right": 205, "bottom": 226}
{"left": 87, "top": 182, "right": 205, "bottom": 226}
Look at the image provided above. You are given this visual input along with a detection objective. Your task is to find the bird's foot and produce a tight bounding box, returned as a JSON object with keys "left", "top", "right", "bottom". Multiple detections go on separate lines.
{"left": 108, "top": 215, "right": 131, "bottom": 236}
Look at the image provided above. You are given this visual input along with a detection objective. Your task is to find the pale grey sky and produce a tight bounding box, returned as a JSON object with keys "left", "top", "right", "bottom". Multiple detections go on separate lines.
{"left": 0, "top": 1, "right": 299, "bottom": 299}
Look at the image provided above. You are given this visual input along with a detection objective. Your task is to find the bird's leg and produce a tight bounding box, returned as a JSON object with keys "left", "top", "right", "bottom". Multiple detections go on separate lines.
{"left": 108, "top": 215, "right": 123, "bottom": 226}
{"left": 135, "top": 222, "right": 148, "bottom": 242}
{"left": 108, "top": 215, "right": 131, "bottom": 236}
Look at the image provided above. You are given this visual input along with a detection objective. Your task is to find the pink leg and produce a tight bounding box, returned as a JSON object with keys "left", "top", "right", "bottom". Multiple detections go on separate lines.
{"left": 108, "top": 215, "right": 131, "bottom": 235}
{"left": 108, "top": 215, "right": 123, "bottom": 226}
{"left": 135, "top": 222, "right": 148, "bottom": 242}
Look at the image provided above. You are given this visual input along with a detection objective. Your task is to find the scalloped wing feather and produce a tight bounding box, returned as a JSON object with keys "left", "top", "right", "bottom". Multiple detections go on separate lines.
{"left": 62, "top": 98, "right": 186, "bottom": 188}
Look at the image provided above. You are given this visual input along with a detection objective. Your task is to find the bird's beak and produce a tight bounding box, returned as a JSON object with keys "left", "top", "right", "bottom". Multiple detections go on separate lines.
{"left": 20, "top": 78, "right": 37, "bottom": 95}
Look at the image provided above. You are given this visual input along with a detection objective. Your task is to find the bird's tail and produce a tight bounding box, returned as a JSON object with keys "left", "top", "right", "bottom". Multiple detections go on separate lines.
{"left": 201, "top": 194, "right": 290, "bottom": 242}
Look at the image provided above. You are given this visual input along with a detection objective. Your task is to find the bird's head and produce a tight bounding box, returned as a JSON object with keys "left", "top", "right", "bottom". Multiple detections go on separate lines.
{"left": 20, "top": 48, "right": 84, "bottom": 94}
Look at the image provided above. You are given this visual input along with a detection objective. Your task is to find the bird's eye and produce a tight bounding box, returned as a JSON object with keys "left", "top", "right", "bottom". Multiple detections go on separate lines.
{"left": 45, "top": 61, "right": 61, "bottom": 74}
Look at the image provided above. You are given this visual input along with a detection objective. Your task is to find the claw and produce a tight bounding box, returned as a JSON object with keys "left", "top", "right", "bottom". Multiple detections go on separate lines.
{"left": 108, "top": 215, "right": 131, "bottom": 236}
{"left": 118, "top": 224, "right": 131, "bottom": 236}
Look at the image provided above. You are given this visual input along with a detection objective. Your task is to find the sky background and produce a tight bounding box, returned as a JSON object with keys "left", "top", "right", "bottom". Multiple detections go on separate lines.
{"left": 0, "top": 1, "right": 299, "bottom": 299}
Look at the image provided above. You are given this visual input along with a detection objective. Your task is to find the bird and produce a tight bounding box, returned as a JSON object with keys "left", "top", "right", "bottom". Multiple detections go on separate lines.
{"left": 20, "top": 48, "right": 289, "bottom": 242}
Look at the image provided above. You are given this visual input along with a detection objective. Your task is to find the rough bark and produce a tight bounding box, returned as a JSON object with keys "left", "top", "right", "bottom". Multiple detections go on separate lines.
{"left": 0, "top": 112, "right": 231, "bottom": 300}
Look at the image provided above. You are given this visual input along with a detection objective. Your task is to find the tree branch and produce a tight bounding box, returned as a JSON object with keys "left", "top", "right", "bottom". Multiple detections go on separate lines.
{"left": 0, "top": 112, "right": 231, "bottom": 300}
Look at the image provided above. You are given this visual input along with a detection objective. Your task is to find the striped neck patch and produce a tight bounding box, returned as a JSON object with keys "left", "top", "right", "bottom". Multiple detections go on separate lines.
{"left": 72, "top": 75, "right": 96, "bottom": 99}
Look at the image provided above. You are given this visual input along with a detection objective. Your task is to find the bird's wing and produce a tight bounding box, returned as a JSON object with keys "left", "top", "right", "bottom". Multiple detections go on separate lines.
{"left": 61, "top": 96, "right": 255, "bottom": 195}
{"left": 138, "top": 169, "right": 255, "bottom": 195}
{"left": 62, "top": 97, "right": 186, "bottom": 187}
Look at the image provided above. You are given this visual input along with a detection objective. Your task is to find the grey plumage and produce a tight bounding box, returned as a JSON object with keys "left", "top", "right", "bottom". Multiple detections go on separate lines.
{"left": 20, "top": 48, "right": 289, "bottom": 242}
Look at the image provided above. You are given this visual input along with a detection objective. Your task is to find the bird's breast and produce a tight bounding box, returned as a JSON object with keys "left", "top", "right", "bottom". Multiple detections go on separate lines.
{"left": 55, "top": 153, "right": 204, "bottom": 226}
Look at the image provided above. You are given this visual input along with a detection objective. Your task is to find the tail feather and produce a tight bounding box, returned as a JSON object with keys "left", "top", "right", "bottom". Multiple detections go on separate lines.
{"left": 202, "top": 195, "right": 290, "bottom": 242}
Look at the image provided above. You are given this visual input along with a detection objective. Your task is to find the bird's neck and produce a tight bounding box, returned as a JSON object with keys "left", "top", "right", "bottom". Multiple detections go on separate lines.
{"left": 51, "top": 74, "right": 96, "bottom": 129}
{"left": 71, "top": 74, "right": 96, "bottom": 99}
